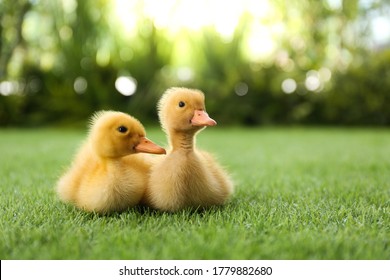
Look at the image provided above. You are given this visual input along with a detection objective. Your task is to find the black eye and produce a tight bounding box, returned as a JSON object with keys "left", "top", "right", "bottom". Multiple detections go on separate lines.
{"left": 117, "top": 126, "right": 128, "bottom": 133}
{"left": 178, "top": 101, "right": 185, "bottom": 108}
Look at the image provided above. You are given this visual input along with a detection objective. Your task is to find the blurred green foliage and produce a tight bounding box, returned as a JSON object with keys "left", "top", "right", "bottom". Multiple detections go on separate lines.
{"left": 0, "top": 0, "right": 389, "bottom": 126}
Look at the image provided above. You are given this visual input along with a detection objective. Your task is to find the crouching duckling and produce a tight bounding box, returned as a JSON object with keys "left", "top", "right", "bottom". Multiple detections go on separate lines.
{"left": 56, "top": 110, "right": 166, "bottom": 214}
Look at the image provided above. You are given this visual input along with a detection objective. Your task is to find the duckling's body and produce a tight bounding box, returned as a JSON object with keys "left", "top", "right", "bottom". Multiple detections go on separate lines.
{"left": 144, "top": 88, "right": 233, "bottom": 212}
{"left": 56, "top": 111, "right": 165, "bottom": 214}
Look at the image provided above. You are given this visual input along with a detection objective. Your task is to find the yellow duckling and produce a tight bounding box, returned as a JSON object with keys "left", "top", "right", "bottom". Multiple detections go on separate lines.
{"left": 144, "top": 87, "right": 234, "bottom": 212}
{"left": 56, "top": 110, "right": 166, "bottom": 214}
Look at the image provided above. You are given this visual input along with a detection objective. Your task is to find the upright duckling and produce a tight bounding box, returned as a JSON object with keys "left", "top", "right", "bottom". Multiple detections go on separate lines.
{"left": 56, "top": 110, "right": 166, "bottom": 214}
{"left": 144, "top": 87, "right": 234, "bottom": 212}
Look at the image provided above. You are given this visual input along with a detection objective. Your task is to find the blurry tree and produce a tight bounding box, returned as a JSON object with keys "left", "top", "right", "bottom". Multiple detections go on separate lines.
{"left": 320, "top": 49, "right": 390, "bottom": 125}
{"left": 0, "top": 0, "right": 389, "bottom": 126}
{"left": 0, "top": 0, "right": 32, "bottom": 124}
{"left": 0, "top": 0, "right": 31, "bottom": 78}
{"left": 115, "top": 18, "right": 173, "bottom": 122}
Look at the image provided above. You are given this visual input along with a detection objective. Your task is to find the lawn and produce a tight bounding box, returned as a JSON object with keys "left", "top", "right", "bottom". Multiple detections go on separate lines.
{"left": 0, "top": 126, "right": 389, "bottom": 259}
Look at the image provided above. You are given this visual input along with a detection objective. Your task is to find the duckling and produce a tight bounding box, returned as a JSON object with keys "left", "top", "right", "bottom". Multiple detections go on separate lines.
{"left": 144, "top": 87, "right": 234, "bottom": 212}
{"left": 56, "top": 110, "right": 166, "bottom": 214}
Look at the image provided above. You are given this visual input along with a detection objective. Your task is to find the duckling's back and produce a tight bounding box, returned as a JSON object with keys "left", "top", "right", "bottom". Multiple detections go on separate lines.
{"left": 56, "top": 141, "right": 95, "bottom": 204}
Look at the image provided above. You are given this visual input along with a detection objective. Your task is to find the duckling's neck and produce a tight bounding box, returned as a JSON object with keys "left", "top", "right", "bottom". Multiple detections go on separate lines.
{"left": 169, "top": 130, "right": 196, "bottom": 151}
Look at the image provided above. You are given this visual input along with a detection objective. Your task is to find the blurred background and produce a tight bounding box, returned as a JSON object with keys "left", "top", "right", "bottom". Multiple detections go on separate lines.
{"left": 0, "top": 0, "right": 389, "bottom": 127}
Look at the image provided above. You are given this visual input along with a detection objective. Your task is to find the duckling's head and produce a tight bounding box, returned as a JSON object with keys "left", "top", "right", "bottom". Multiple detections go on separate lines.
{"left": 158, "top": 87, "right": 216, "bottom": 134}
{"left": 89, "top": 111, "right": 165, "bottom": 158}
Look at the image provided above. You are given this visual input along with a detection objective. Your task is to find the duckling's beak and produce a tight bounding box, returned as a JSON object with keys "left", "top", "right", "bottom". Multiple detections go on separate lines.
{"left": 135, "top": 137, "right": 166, "bottom": 154}
{"left": 191, "top": 110, "right": 217, "bottom": 127}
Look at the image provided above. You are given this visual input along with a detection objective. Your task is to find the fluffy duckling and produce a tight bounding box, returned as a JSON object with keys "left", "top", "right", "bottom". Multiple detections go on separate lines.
{"left": 56, "top": 110, "right": 166, "bottom": 214}
{"left": 144, "top": 87, "right": 234, "bottom": 212}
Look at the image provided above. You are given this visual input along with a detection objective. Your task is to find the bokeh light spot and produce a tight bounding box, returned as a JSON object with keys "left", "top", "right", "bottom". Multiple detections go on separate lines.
{"left": 281, "top": 78, "right": 297, "bottom": 94}
{"left": 0, "top": 81, "right": 19, "bottom": 96}
{"left": 235, "top": 82, "right": 249, "bottom": 96}
{"left": 305, "top": 70, "right": 321, "bottom": 91}
{"left": 176, "top": 67, "right": 194, "bottom": 82}
{"left": 115, "top": 76, "right": 137, "bottom": 96}
{"left": 74, "top": 77, "right": 87, "bottom": 94}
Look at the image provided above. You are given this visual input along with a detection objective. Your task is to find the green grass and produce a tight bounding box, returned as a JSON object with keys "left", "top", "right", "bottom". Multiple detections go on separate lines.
{"left": 0, "top": 127, "right": 389, "bottom": 259}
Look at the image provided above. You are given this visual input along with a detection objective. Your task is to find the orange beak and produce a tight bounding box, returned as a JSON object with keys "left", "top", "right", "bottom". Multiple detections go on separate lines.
{"left": 135, "top": 137, "right": 166, "bottom": 154}
{"left": 191, "top": 110, "right": 217, "bottom": 127}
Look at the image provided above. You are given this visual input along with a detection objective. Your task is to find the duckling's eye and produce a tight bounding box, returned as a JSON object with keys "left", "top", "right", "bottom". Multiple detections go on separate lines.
{"left": 117, "top": 126, "right": 128, "bottom": 133}
{"left": 178, "top": 101, "right": 185, "bottom": 108}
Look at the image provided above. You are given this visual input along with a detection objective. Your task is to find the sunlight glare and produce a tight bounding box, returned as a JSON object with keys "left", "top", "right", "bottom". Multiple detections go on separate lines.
{"left": 113, "top": 0, "right": 138, "bottom": 34}
{"left": 113, "top": 0, "right": 277, "bottom": 62}
{"left": 371, "top": 16, "right": 390, "bottom": 45}
{"left": 113, "top": 0, "right": 271, "bottom": 41}
{"left": 247, "top": 24, "right": 276, "bottom": 61}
